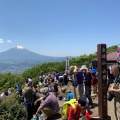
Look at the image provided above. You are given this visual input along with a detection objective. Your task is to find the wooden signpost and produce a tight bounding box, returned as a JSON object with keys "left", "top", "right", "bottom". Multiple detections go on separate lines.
{"left": 97, "top": 44, "right": 111, "bottom": 120}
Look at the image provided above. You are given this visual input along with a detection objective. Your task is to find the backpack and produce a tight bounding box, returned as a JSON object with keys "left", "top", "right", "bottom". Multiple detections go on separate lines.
{"left": 61, "top": 98, "right": 77, "bottom": 120}
{"left": 91, "top": 73, "right": 98, "bottom": 85}
{"left": 16, "top": 84, "right": 21, "bottom": 91}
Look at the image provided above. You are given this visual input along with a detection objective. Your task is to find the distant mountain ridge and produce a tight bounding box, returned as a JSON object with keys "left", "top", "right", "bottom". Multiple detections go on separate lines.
{"left": 0, "top": 47, "right": 65, "bottom": 62}
{"left": 0, "top": 47, "right": 71, "bottom": 73}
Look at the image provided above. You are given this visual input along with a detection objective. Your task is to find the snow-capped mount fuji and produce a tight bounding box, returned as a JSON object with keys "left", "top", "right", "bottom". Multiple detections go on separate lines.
{"left": 0, "top": 46, "right": 65, "bottom": 61}
{"left": 0, "top": 46, "right": 67, "bottom": 73}
{"left": 15, "top": 45, "right": 24, "bottom": 49}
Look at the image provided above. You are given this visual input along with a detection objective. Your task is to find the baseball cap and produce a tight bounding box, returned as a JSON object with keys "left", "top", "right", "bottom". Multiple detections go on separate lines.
{"left": 78, "top": 96, "right": 87, "bottom": 107}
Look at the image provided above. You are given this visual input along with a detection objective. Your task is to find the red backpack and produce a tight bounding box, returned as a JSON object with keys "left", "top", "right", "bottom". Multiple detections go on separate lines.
{"left": 91, "top": 73, "right": 98, "bottom": 85}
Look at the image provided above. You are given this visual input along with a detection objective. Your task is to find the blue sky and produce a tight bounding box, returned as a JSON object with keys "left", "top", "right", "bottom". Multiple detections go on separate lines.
{"left": 0, "top": 0, "right": 120, "bottom": 57}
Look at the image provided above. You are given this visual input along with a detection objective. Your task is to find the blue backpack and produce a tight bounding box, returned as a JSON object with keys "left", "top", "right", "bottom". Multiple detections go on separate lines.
{"left": 16, "top": 84, "right": 21, "bottom": 91}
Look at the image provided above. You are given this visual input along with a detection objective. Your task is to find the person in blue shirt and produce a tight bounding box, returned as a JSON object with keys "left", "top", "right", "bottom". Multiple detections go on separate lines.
{"left": 16, "top": 83, "right": 22, "bottom": 96}
{"left": 65, "top": 88, "right": 74, "bottom": 101}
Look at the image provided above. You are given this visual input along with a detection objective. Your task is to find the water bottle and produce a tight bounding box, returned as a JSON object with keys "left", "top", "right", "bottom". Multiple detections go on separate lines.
{"left": 32, "top": 115, "right": 37, "bottom": 120}
{"left": 40, "top": 114, "right": 43, "bottom": 120}
{"left": 38, "top": 114, "right": 45, "bottom": 120}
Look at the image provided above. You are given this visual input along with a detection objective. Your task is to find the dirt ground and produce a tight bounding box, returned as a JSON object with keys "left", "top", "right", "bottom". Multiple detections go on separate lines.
{"left": 57, "top": 95, "right": 115, "bottom": 120}
{"left": 56, "top": 82, "right": 115, "bottom": 120}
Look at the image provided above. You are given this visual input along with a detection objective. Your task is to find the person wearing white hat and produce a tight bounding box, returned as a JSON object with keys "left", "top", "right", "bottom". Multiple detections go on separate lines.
{"left": 74, "top": 65, "right": 94, "bottom": 108}
{"left": 80, "top": 65, "right": 94, "bottom": 109}
{"left": 22, "top": 78, "right": 35, "bottom": 120}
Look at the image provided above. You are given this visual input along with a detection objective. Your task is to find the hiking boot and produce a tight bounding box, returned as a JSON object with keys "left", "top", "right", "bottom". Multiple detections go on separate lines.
{"left": 89, "top": 105, "right": 94, "bottom": 109}
{"left": 89, "top": 103, "right": 94, "bottom": 109}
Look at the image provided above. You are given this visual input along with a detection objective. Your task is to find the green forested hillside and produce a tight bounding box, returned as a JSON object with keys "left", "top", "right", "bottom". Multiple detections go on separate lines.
{"left": 0, "top": 45, "right": 118, "bottom": 120}
{"left": 0, "top": 45, "right": 118, "bottom": 91}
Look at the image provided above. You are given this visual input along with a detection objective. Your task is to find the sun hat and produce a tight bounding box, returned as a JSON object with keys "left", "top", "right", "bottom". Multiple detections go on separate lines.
{"left": 80, "top": 65, "right": 88, "bottom": 71}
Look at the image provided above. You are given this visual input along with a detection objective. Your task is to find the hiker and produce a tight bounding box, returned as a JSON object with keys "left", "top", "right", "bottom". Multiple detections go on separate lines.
{"left": 54, "top": 79, "right": 59, "bottom": 97}
{"left": 8, "top": 88, "right": 12, "bottom": 95}
{"left": 22, "top": 78, "right": 35, "bottom": 120}
{"left": 63, "top": 71, "right": 69, "bottom": 85}
{"left": 108, "top": 63, "right": 120, "bottom": 120}
{"left": 65, "top": 96, "right": 99, "bottom": 120}
{"left": 0, "top": 92, "right": 5, "bottom": 99}
{"left": 58, "top": 82, "right": 67, "bottom": 100}
{"left": 80, "top": 65, "right": 94, "bottom": 108}
{"left": 16, "top": 83, "right": 22, "bottom": 96}
{"left": 68, "top": 71, "right": 74, "bottom": 82}
{"left": 90, "top": 69, "right": 98, "bottom": 94}
{"left": 44, "top": 76, "right": 49, "bottom": 86}
{"left": 39, "top": 71, "right": 45, "bottom": 84}
{"left": 107, "top": 66, "right": 114, "bottom": 90}
{"left": 58, "top": 74, "right": 64, "bottom": 87}
{"left": 34, "top": 87, "right": 60, "bottom": 119}
{"left": 73, "top": 66, "right": 84, "bottom": 99}
{"left": 15, "top": 83, "right": 24, "bottom": 103}
{"left": 55, "top": 71, "right": 59, "bottom": 80}
{"left": 65, "top": 88, "right": 74, "bottom": 101}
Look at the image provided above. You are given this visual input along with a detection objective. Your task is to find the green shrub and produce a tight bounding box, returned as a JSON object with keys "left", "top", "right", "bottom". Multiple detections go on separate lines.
{"left": 0, "top": 92, "right": 26, "bottom": 120}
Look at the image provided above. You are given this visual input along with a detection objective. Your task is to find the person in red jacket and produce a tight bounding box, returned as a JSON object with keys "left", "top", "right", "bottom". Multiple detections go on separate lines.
{"left": 67, "top": 96, "right": 99, "bottom": 120}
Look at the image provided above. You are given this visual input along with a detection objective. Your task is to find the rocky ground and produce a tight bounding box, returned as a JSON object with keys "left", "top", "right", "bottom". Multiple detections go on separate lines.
{"left": 55, "top": 82, "right": 115, "bottom": 120}
{"left": 56, "top": 95, "right": 115, "bottom": 120}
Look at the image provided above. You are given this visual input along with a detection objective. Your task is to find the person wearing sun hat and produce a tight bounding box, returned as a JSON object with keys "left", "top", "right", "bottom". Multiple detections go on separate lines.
{"left": 80, "top": 65, "right": 88, "bottom": 71}
{"left": 80, "top": 65, "right": 94, "bottom": 109}
{"left": 74, "top": 65, "right": 94, "bottom": 108}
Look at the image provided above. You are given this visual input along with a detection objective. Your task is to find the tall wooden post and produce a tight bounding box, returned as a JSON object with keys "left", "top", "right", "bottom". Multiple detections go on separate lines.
{"left": 97, "top": 44, "right": 111, "bottom": 120}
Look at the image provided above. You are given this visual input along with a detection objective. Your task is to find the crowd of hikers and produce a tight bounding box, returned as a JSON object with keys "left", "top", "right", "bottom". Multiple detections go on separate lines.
{"left": 0, "top": 65, "right": 103, "bottom": 120}
{"left": 16, "top": 65, "right": 101, "bottom": 120}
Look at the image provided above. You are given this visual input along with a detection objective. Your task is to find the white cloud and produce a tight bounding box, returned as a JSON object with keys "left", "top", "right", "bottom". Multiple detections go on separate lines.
{"left": 7, "top": 40, "right": 12, "bottom": 43}
{"left": 0, "top": 39, "right": 4, "bottom": 44}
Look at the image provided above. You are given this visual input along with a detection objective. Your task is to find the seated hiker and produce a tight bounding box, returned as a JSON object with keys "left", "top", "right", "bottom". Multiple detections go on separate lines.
{"left": 58, "top": 82, "right": 67, "bottom": 100}
{"left": 64, "top": 96, "right": 99, "bottom": 120}
{"left": 54, "top": 79, "right": 59, "bottom": 97}
{"left": 65, "top": 88, "right": 74, "bottom": 101}
{"left": 34, "top": 87, "right": 60, "bottom": 119}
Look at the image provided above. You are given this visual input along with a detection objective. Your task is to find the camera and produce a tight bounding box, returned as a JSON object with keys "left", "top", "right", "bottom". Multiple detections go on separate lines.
{"left": 107, "top": 93, "right": 115, "bottom": 101}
